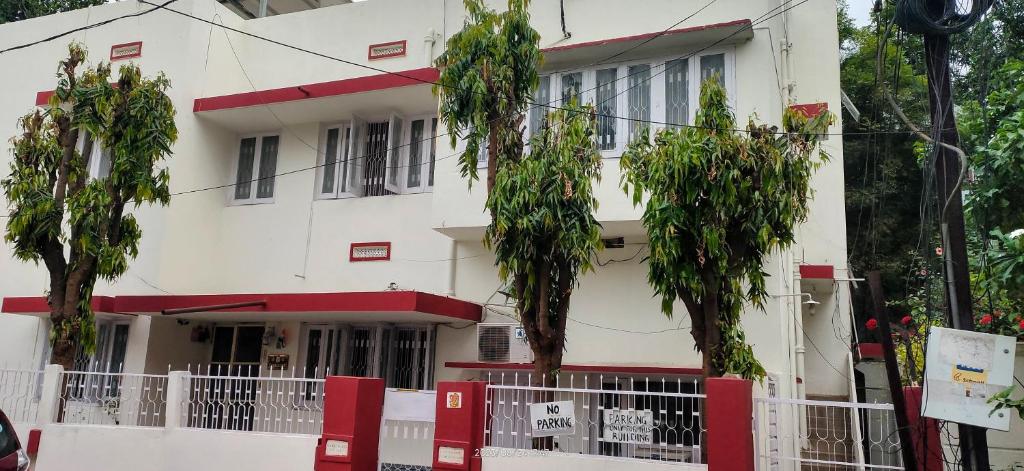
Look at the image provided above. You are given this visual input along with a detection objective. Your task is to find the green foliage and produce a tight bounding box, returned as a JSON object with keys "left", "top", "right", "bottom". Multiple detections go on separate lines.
{"left": 486, "top": 103, "right": 603, "bottom": 382}
{"left": 839, "top": 0, "right": 931, "bottom": 323}
{"left": 0, "top": 0, "right": 105, "bottom": 23}
{"left": 988, "top": 386, "right": 1024, "bottom": 421}
{"left": 2, "top": 44, "right": 176, "bottom": 362}
{"left": 433, "top": 0, "right": 540, "bottom": 189}
{"left": 620, "top": 77, "right": 832, "bottom": 379}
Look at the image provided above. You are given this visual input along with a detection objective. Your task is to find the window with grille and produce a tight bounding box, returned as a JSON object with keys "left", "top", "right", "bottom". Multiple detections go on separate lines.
{"left": 316, "top": 114, "right": 436, "bottom": 199}
{"left": 78, "top": 132, "right": 113, "bottom": 180}
{"left": 526, "top": 48, "right": 734, "bottom": 155}
{"left": 232, "top": 134, "right": 279, "bottom": 203}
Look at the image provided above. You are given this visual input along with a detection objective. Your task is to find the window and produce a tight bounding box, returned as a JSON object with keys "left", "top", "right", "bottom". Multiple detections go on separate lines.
{"left": 525, "top": 48, "right": 735, "bottom": 155}
{"left": 627, "top": 64, "right": 652, "bottom": 142}
{"left": 595, "top": 68, "right": 618, "bottom": 150}
{"left": 529, "top": 75, "right": 551, "bottom": 137}
{"left": 316, "top": 114, "right": 436, "bottom": 199}
{"left": 69, "top": 320, "right": 129, "bottom": 398}
{"left": 561, "top": 72, "right": 582, "bottom": 106}
{"left": 77, "top": 132, "right": 113, "bottom": 180}
{"left": 232, "top": 134, "right": 279, "bottom": 203}
{"left": 665, "top": 58, "right": 689, "bottom": 130}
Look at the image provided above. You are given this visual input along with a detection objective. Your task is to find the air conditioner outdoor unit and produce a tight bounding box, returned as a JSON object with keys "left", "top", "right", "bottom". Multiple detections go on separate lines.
{"left": 477, "top": 323, "right": 533, "bottom": 363}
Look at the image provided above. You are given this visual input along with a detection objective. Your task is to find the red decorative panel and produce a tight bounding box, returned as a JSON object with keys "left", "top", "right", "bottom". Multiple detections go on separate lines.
{"left": 367, "top": 40, "right": 407, "bottom": 60}
{"left": 110, "top": 41, "right": 143, "bottom": 61}
{"left": 349, "top": 242, "right": 392, "bottom": 262}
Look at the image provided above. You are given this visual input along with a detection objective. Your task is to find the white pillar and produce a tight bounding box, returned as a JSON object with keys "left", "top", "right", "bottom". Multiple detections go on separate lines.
{"left": 36, "top": 364, "right": 63, "bottom": 426}
{"left": 164, "top": 371, "right": 191, "bottom": 429}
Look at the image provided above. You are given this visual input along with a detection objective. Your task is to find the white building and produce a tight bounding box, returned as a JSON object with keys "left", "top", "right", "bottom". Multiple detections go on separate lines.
{"left": 0, "top": 0, "right": 851, "bottom": 409}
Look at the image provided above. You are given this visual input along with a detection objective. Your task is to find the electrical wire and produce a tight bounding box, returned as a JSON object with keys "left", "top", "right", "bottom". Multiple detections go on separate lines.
{"left": 0, "top": 0, "right": 182, "bottom": 55}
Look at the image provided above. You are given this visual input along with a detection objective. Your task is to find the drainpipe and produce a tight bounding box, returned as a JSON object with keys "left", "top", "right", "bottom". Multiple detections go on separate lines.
{"left": 424, "top": 28, "right": 439, "bottom": 68}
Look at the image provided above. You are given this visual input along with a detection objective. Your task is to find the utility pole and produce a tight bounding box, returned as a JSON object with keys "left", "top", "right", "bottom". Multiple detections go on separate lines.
{"left": 868, "top": 272, "right": 919, "bottom": 471}
{"left": 920, "top": 0, "right": 991, "bottom": 468}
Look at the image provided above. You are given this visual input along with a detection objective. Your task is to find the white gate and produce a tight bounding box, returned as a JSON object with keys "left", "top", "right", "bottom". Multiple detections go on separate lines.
{"left": 753, "top": 397, "right": 903, "bottom": 471}
{"left": 378, "top": 388, "right": 436, "bottom": 471}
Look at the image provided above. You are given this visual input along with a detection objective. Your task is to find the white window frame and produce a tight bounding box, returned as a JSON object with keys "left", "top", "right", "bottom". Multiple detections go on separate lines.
{"left": 230, "top": 132, "right": 280, "bottom": 205}
{"left": 315, "top": 122, "right": 353, "bottom": 200}
{"left": 524, "top": 46, "right": 736, "bottom": 158}
{"left": 400, "top": 114, "right": 437, "bottom": 194}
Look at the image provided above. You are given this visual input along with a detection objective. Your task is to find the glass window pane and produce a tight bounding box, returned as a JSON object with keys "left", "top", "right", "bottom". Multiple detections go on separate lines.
{"left": 561, "top": 72, "right": 582, "bottom": 106}
{"left": 256, "top": 136, "right": 279, "bottom": 199}
{"left": 665, "top": 58, "right": 689, "bottom": 128}
{"left": 428, "top": 118, "right": 437, "bottom": 187}
{"left": 233, "top": 326, "right": 265, "bottom": 363}
{"left": 97, "top": 148, "right": 112, "bottom": 179}
{"left": 234, "top": 137, "right": 257, "bottom": 200}
{"left": 211, "top": 327, "right": 234, "bottom": 363}
{"left": 700, "top": 54, "right": 726, "bottom": 88}
{"left": 387, "top": 117, "right": 404, "bottom": 188}
{"left": 530, "top": 76, "right": 551, "bottom": 136}
{"left": 407, "top": 120, "right": 424, "bottom": 188}
{"left": 340, "top": 127, "right": 351, "bottom": 193}
{"left": 321, "top": 128, "right": 340, "bottom": 194}
{"left": 595, "top": 68, "right": 617, "bottom": 150}
{"left": 627, "top": 64, "right": 651, "bottom": 142}
{"left": 304, "top": 329, "right": 322, "bottom": 378}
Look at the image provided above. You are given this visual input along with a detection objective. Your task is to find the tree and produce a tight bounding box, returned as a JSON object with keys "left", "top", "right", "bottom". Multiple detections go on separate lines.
{"left": 620, "top": 77, "right": 833, "bottom": 378}
{"left": 2, "top": 44, "right": 177, "bottom": 370}
{"left": 487, "top": 104, "right": 603, "bottom": 386}
{"left": 1, "top": 0, "right": 106, "bottom": 23}
{"left": 433, "top": 0, "right": 540, "bottom": 193}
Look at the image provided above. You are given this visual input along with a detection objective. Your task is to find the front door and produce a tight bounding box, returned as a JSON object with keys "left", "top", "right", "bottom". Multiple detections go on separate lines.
{"left": 203, "top": 325, "right": 264, "bottom": 431}
{"left": 300, "top": 325, "right": 434, "bottom": 389}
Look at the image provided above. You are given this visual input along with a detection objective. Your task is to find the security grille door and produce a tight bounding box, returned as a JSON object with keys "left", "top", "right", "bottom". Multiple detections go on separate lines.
{"left": 363, "top": 121, "right": 390, "bottom": 196}
{"left": 205, "top": 325, "right": 264, "bottom": 431}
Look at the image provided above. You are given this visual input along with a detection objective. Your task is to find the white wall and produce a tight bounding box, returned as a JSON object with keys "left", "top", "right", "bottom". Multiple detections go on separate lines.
{"left": 986, "top": 345, "right": 1024, "bottom": 469}
{"left": 32, "top": 425, "right": 316, "bottom": 471}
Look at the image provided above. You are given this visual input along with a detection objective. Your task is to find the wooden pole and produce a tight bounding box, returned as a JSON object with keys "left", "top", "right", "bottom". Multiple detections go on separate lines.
{"left": 867, "top": 271, "right": 919, "bottom": 471}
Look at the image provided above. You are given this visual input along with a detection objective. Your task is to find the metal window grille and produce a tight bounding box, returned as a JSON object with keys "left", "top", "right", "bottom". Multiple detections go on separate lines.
{"left": 183, "top": 365, "right": 325, "bottom": 435}
{"left": 483, "top": 372, "right": 706, "bottom": 464}
{"left": 407, "top": 120, "right": 424, "bottom": 189}
{"left": 529, "top": 76, "right": 551, "bottom": 137}
{"left": 59, "top": 371, "right": 168, "bottom": 427}
{"left": 665, "top": 58, "right": 689, "bottom": 129}
{"left": 321, "top": 127, "right": 340, "bottom": 194}
{"left": 364, "top": 121, "right": 391, "bottom": 197}
{"left": 255, "top": 135, "right": 279, "bottom": 199}
{"left": 595, "top": 68, "right": 618, "bottom": 150}
{"left": 753, "top": 397, "right": 903, "bottom": 470}
{"left": 0, "top": 368, "right": 42, "bottom": 424}
{"left": 561, "top": 72, "right": 582, "bottom": 106}
{"left": 627, "top": 64, "right": 652, "bottom": 142}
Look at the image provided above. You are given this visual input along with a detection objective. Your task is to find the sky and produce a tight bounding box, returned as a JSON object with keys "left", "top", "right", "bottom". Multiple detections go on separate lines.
{"left": 847, "top": 0, "right": 875, "bottom": 26}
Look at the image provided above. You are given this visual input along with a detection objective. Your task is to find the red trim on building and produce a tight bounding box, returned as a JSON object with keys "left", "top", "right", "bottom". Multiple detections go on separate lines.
{"left": 109, "top": 41, "right": 143, "bottom": 61}
{"left": 799, "top": 264, "right": 835, "bottom": 280}
{"left": 349, "top": 241, "right": 392, "bottom": 262}
{"left": 192, "top": 67, "right": 440, "bottom": 112}
{"left": 367, "top": 40, "right": 407, "bottom": 60}
{"left": 706, "top": 378, "right": 755, "bottom": 471}
{"left": 2, "top": 295, "right": 116, "bottom": 315}
{"left": 35, "top": 90, "right": 55, "bottom": 106}
{"left": 541, "top": 19, "right": 752, "bottom": 54}
{"left": 445, "top": 361, "right": 702, "bottom": 376}
{"left": 857, "top": 342, "right": 884, "bottom": 360}
{"left": 3, "top": 291, "right": 481, "bottom": 322}
{"left": 789, "top": 102, "right": 829, "bottom": 118}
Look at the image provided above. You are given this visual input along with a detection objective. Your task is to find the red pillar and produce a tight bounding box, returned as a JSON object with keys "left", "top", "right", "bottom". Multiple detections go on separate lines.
{"left": 315, "top": 376, "right": 385, "bottom": 471}
{"left": 432, "top": 381, "right": 487, "bottom": 471}
{"left": 903, "top": 386, "right": 943, "bottom": 471}
{"left": 706, "top": 377, "right": 755, "bottom": 471}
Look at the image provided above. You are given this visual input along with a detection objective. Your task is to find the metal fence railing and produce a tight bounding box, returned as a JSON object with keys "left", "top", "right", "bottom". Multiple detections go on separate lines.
{"left": 483, "top": 372, "right": 706, "bottom": 464}
{"left": 753, "top": 396, "right": 903, "bottom": 471}
{"left": 0, "top": 368, "right": 43, "bottom": 424}
{"left": 59, "top": 370, "right": 168, "bottom": 427}
{"left": 182, "top": 371, "right": 325, "bottom": 435}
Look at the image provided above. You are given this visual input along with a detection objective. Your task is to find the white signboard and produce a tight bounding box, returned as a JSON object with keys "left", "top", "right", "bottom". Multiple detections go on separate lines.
{"left": 603, "top": 409, "right": 655, "bottom": 444}
{"left": 382, "top": 388, "right": 437, "bottom": 422}
{"left": 529, "top": 401, "right": 575, "bottom": 437}
{"left": 324, "top": 439, "right": 349, "bottom": 457}
{"left": 437, "top": 446, "right": 465, "bottom": 465}
{"left": 922, "top": 327, "right": 1018, "bottom": 431}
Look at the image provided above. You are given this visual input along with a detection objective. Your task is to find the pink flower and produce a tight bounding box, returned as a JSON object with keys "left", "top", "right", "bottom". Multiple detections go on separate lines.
{"left": 901, "top": 315, "right": 913, "bottom": 326}
{"left": 1018, "top": 319, "right": 1024, "bottom": 330}
{"left": 866, "top": 318, "right": 878, "bottom": 330}
{"left": 979, "top": 314, "right": 993, "bottom": 326}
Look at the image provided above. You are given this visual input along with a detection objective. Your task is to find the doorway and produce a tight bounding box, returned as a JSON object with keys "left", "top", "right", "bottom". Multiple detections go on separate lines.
{"left": 300, "top": 324, "right": 434, "bottom": 389}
